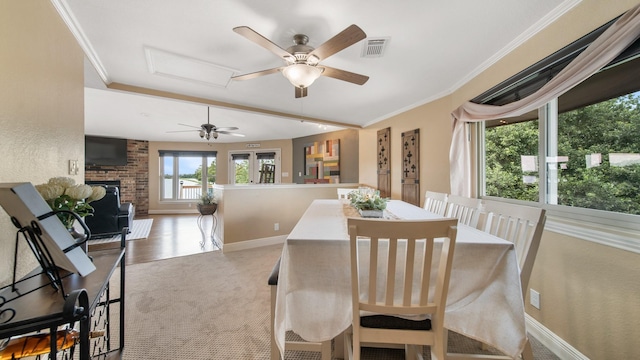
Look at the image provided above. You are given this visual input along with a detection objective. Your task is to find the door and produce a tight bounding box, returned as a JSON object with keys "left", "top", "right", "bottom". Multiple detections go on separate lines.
{"left": 229, "top": 149, "right": 281, "bottom": 184}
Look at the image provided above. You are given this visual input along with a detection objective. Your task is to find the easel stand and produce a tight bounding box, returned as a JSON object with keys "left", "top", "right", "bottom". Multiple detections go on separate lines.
{"left": 9, "top": 210, "right": 90, "bottom": 300}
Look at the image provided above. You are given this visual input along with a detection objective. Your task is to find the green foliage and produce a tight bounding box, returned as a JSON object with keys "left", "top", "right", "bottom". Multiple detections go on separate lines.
{"left": 194, "top": 160, "right": 217, "bottom": 183}
{"left": 348, "top": 189, "right": 388, "bottom": 210}
{"left": 235, "top": 161, "right": 249, "bottom": 184}
{"left": 485, "top": 121, "right": 539, "bottom": 202}
{"left": 198, "top": 192, "right": 216, "bottom": 205}
{"left": 485, "top": 94, "right": 640, "bottom": 215}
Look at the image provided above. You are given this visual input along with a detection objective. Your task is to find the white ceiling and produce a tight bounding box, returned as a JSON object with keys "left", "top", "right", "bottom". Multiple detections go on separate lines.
{"left": 55, "top": 0, "right": 577, "bottom": 143}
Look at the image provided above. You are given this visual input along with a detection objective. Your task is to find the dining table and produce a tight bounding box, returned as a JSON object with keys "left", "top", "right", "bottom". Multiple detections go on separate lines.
{"left": 274, "top": 199, "right": 527, "bottom": 359}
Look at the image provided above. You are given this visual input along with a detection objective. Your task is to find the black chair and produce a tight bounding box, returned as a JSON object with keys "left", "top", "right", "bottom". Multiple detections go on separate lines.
{"left": 84, "top": 186, "right": 134, "bottom": 238}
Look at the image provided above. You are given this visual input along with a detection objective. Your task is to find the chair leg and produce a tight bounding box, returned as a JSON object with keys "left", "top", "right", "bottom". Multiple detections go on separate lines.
{"left": 344, "top": 326, "right": 358, "bottom": 360}
{"left": 320, "top": 340, "right": 332, "bottom": 360}
{"left": 405, "top": 344, "right": 417, "bottom": 359}
{"left": 521, "top": 339, "right": 534, "bottom": 360}
{"left": 270, "top": 284, "right": 280, "bottom": 360}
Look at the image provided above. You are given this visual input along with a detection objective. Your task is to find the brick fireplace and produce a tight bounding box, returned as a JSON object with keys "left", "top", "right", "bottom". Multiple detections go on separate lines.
{"left": 85, "top": 139, "right": 149, "bottom": 216}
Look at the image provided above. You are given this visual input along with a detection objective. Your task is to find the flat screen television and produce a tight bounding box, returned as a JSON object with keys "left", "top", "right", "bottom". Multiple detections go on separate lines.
{"left": 85, "top": 136, "right": 128, "bottom": 166}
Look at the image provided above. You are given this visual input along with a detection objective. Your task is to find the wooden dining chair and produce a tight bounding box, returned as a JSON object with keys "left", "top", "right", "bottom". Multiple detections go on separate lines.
{"left": 345, "top": 218, "right": 458, "bottom": 360}
{"left": 423, "top": 191, "right": 448, "bottom": 216}
{"left": 444, "top": 194, "right": 483, "bottom": 228}
{"left": 447, "top": 200, "right": 546, "bottom": 360}
{"left": 268, "top": 257, "right": 332, "bottom": 360}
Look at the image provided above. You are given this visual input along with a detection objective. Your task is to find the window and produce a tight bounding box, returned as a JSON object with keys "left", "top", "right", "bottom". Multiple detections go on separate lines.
{"left": 159, "top": 151, "right": 217, "bottom": 200}
{"left": 484, "top": 89, "right": 640, "bottom": 216}
{"left": 229, "top": 150, "right": 281, "bottom": 184}
{"left": 478, "top": 14, "right": 640, "bottom": 221}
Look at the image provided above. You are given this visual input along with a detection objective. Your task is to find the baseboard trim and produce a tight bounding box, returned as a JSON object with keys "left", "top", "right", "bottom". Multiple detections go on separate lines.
{"left": 221, "top": 235, "right": 287, "bottom": 253}
{"left": 526, "top": 314, "right": 588, "bottom": 360}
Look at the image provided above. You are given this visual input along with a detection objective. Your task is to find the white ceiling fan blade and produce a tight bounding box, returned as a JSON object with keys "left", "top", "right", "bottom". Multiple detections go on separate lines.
{"left": 217, "top": 131, "right": 245, "bottom": 137}
{"left": 167, "top": 129, "right": 200, "bottom": 133}
{"left": 177, "top": 123, "right": 202, "bottom": 129}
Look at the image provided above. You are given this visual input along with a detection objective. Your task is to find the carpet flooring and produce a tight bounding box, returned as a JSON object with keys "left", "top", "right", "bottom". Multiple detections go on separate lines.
{"left": 116, "top": 244, "right": 559, "bottom": 360}
{"left": 88, "top": 218, "right": 153, "bottom": 244}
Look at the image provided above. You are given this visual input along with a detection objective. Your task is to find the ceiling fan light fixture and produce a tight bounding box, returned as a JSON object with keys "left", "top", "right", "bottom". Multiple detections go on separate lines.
{"left": 199, "top": 129, "right": 205, "bottom": 138}
{"left": 282, "top": 64, "right": 323, "bottom": 88}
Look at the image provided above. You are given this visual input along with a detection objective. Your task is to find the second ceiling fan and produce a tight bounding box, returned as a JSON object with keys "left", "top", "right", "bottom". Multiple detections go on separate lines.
{"left": 232, "top": 24, "right": 369, "bottom": 98}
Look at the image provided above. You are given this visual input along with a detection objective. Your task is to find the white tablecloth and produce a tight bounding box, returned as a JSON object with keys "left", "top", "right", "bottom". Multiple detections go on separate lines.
{"left": 274, "top": 200, "right": 527, "bottom": 359}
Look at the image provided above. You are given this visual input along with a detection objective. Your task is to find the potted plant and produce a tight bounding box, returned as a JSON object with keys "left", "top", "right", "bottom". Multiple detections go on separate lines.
{"left": 197, "top": 193, "right": 217, "bottom": 215}
{"left": 348, "top": 189, "right": 388, "bottom": 218}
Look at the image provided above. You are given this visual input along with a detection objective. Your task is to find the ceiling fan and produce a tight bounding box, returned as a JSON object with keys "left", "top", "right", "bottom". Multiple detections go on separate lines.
{"left": 168, "top": 107, "right": 245, "bottom": 141}
{"left": 232, "top": 24, "right": 369, "bottom": 98}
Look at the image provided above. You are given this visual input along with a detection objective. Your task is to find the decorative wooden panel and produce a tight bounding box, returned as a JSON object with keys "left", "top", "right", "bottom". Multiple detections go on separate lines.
{"left": 401, "top": 129, "right": 420, "bottom": 206}
{"left": 377, "top": 128, "right": 391, "bottom": 198}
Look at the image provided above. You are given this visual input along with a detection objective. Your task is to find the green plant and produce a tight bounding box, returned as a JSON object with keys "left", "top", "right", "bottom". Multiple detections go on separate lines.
{"left": 348, "top": 189, "right": 388, "bottom": 211}
{"left": 199, "top": 193, "right": 216, "bottom": 205}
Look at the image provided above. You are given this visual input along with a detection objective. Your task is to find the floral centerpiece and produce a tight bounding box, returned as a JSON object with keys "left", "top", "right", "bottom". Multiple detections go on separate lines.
{"left": 35, "top": 177, "right": 106, "bottom": 229}
{"left": 348, "top": 188, "right": 388, "bottom": 217}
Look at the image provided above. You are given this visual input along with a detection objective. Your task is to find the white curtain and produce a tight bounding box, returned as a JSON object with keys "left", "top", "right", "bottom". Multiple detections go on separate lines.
{"left": 449, "top": 3, "right": 640, "bottom": 196}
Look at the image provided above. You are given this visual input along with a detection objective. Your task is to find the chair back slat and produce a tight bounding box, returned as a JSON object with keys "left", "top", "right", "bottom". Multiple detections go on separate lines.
{"left": 424, "top": 191, "right": 448, "bottom": 216}
{"left": 402, "top": 238, "right": 415, "bottom": 307}
{"left": 419, "top": 238, "right": 434, "bottom": 306}
{"left": 348, "top": 218, "right": 458, "bottom": 317}
{"left": 479, "top": 200, "right": 546, "bottom": 292}
{"left": 445, "top": 194, "right": 483, "bottom": 228}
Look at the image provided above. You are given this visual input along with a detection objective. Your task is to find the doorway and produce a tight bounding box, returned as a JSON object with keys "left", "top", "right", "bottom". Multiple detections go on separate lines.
{"left": 229, "top": 149, "right": 281, "bottom": 184}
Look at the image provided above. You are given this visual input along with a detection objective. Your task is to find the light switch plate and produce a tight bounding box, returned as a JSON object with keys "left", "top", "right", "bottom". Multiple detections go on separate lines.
{"left": 530, "top": 289, "right": 541, "bottom": 309}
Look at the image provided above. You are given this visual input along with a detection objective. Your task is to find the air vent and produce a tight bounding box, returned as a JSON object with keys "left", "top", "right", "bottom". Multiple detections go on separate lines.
{"left": 361, "top": 37, "right": 390, "bottom": 58}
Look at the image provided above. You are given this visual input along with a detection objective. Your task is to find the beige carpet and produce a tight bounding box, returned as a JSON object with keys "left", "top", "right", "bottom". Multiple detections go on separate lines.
{"left": 115, "top": 244, "right": 559, "bottom": 360}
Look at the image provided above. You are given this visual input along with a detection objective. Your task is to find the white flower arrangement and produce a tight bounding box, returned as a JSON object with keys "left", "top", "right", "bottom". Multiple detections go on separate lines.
{"left": 35, "top": 177, "right": 106, "bottom": 229}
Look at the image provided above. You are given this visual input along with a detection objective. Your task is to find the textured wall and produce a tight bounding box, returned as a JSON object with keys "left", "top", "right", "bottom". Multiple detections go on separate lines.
{"left": 0, "top": 1, "right": 84, "bottom": 286}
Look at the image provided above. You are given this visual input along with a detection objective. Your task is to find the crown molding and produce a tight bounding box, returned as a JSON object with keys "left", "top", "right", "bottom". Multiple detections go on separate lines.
{"left": 50, "top": 0, "right": 111, "bottom": 84}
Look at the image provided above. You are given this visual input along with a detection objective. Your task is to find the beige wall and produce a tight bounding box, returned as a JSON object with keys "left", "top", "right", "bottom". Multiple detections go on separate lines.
{"left": 358, "top": 1, "right": 640, "bottom": 358}
{"left": 148, "top": 139, "right": 293, "bottom": 213}
{"left": 215, "top": 183, "right": 358, "bottom": 250}
{"left": 0, "top": 1, "right": 85, "bottom": 287}
{"left": 360, "top": 96, "right": 453, "bottom": 204}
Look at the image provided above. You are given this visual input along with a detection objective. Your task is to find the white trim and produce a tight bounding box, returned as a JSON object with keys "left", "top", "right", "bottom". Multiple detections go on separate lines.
{"left": 220, "top": 235, "right": 286, "bottom": 253}
{"left": 545, "top": 215, "right": 640, "bottom": 254}
{"left": 50, "top": 0, "right": 111, "bottom": 84}
{"left": 526, "top": 314, "right": 588, "bottom": 360}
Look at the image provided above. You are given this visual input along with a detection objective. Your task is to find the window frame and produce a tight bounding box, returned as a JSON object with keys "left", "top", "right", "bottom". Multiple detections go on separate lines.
{"left": 159, "top": 150, "right": 217, "bottom": 202}
{"left": 477, "top": 101, "right": 640, "bottom": 254}
{"left": 474, "top": 14, "right": 640, "bottom": 253}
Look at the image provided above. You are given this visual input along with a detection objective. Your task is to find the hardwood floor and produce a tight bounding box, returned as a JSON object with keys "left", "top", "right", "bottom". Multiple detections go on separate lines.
{"left": 88, "top": 214, "right": 219, "bottom": 265}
